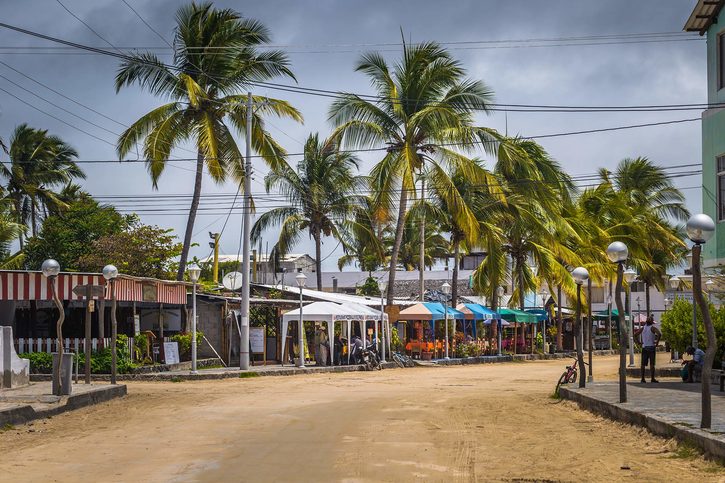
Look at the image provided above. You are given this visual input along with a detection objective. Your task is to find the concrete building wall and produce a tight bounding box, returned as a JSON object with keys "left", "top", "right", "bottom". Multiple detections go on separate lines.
{"left": 703, "top": 11, "right": 725, "bottom": 267}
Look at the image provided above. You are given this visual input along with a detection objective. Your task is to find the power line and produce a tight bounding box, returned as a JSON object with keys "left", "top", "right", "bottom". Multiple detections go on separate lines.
{"left": 119, "top": 0, "right": 173, "bottom": 48}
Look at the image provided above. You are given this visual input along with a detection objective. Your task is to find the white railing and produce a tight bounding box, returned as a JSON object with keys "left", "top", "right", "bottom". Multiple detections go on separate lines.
{"left": 15, "top": 336, "right": 171, "bottom": 359}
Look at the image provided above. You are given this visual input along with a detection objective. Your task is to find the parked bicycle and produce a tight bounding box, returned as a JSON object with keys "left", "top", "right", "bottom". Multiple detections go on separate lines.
{"left": 555, "top": 357, "right": 585, "bottom": 396}
{"left": 392, "top": 351, "right": 415, "bottom": 368}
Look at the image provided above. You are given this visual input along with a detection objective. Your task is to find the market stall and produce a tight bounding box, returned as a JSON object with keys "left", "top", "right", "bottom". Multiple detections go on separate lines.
{"left": 397, "top": 302, "right": 464, "bottom": 358}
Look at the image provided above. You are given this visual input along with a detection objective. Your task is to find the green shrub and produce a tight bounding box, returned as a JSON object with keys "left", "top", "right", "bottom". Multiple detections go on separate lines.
{"left": 170, "top": 331, "right": 203, "bottom": 359}
{"left": 19, "top": 352, "right": 53, "bottom": 374}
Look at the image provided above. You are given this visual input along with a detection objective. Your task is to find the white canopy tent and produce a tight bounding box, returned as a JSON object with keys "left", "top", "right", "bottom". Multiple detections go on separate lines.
{"left": 280, "top": 301, "right": 391, "bottom": 365}
{"left": 281, "top": 302, "right": 362, "bottom": 365}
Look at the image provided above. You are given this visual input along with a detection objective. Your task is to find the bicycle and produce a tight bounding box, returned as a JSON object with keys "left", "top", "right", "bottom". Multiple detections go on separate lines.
{"left": 392, "top": 351, "right": 415, "bottom": 368}
{"left": 555, "top": 357, "right": 584, "bottom": 396}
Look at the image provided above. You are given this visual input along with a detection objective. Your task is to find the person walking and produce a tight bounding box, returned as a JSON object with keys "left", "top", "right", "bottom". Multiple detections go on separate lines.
{"left": 635, "top": 314, "right": 661, "bottom": 383}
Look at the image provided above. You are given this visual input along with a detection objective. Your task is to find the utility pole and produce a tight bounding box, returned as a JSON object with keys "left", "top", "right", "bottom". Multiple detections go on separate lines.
{"left": 419, "top": 176, "right": 425, "bottom": 301}
{"left": 239, "top": 92, "right": 253, "bottom": 371}
{"left": 209, "top": 232, "right": 220, "bottom": 284}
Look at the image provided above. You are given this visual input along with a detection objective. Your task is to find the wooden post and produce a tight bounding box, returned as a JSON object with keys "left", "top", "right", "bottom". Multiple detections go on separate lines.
{"left": 98, "top": 295, "right": 106, "bottom": 343}
{"left": 692, "top": 244, "right": 716, "bottom": 428}
{"left": 85, "top": 284, "right": 92, "bottom": 384}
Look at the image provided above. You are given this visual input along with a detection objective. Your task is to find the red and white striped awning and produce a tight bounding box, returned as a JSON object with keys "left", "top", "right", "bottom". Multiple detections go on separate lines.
{"left": 0, "top": 271, "right": 187, "bottom": 304}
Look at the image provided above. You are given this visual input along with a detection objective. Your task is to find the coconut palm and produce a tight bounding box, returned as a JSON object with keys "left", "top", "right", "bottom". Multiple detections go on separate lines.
{"left": 251, "top": 133, "right": 359, "bottom": 290}
{"left": 394, "top": 214, "right": 449, "bottom": 273}
{"left": 329, "top": 41, "right": 502, "bottom": 305}
{"left": 115, "top": 2, "right": 302, "bottom": 280}
{"left": 1, "top": 124, "right": 83, "bottom": 243}
{"left": 600, "top": 158, "right": 689, "bottom": 313}
{"left": 337, "top": 195, "right": 386, "bottom": 273}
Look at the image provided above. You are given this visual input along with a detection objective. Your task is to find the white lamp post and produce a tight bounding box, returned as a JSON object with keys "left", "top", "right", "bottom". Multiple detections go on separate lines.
{"left": 496, "top": 286, "right": 505, "bottom": 356}
{"left": 379, "top": 279, "right": 387, "bottom": 363}
{"left": 187, "top": 263, "right": 201, "bottom": 374}
{"left": 623, "top": 269, "right": 637, "bottom": 367}
{"left": 606, "top": 241, "right": 629, "bottom": 403}
{"left": 296, "top": 272, "right": 307, "bottom": 368}
{"left": 102, "top": 264, "right": 119, "bottom": 384}
{"left": 442, "top": 281, "right": 452, "bottom": 359}
{"left": 42, "top": 259, "right": 65, "bottom": 396}
{"left": 686, "top": 213, "right": 716, "bottom": 428}
{"left": 572, "top": 267, "right": 589, "bottom": 388}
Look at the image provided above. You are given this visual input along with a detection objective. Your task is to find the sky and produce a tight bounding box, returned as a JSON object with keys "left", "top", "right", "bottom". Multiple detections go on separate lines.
{"left": 0, "top": 0, "right": 707, "bottom": 271}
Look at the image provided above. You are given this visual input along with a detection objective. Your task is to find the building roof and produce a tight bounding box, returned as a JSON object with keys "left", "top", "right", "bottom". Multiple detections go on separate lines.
{"left": 685, "top": 0, "right": 725, "bottom": 35}
{"left": 254, "top": 283, "right": 417, "bottom": 307}
{"left": 202, "top": 253, "right": 314, "bottom": 264}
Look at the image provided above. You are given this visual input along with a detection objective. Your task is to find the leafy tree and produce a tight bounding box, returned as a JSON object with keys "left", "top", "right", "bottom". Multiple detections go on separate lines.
{"left": 115, "top": 1, "right": 302, "bottom": 280}
{"left": 251, "top": 133, "right": 359, "bottom": 290}
{"left": 330, "top": 40, "right": 502, "bottom": 304}
{"left": 2, "top": 124, "right": 84, "bottom": 242}
{"left": 77, "top": 223, "right": 183, "bottom": 279}
{"left": 357, "top": 276, "right": 381, "bottom": 296}
{"left": 661, "top": 297, "right": 725, "bottom": 365}
{"left": 23, "top": 198, "right": 131, "bottom": 271}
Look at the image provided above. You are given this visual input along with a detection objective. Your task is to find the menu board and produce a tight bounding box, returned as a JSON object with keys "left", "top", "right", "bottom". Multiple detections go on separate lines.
{"left": 163, "top": 341, "right": 180, "bottom": 365}
{"left": 250, "top": 327, "right": 265, "bottom": 354}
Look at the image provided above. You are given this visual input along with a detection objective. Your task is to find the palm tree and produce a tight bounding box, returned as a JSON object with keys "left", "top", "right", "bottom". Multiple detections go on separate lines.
{"left": 1, "top": 124, "right": 83, "bottom": 243}
{"left": 115, "top": 2, "right": 302, "bottom": 280}
{"left": 394, "top": 215, "right": 449, "bottom": 273}
{"left": 601, "top": 157, "right": 689, "bottom": 313}
{"left": 337, "top": 195, "right": 386, "bottom": 273}
{"left": 330, "top": 40, "right": 502, "bottom": 305}
{"left": 251, "top": 133, "right": 359, "bottom": 290}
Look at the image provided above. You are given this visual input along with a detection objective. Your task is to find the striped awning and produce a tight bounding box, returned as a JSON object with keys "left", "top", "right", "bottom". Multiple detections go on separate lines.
{"left": 0, "top": 270, "right": 187, "bottom": 304}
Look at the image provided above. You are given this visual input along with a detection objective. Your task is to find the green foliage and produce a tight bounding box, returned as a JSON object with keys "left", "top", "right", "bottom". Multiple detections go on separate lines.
{"left": 391, "top": 327, "right": 404, "bottom": 352}
{"left": 134, "top": 333, "right": 150, "bottom": 361}
{"left": 19, "top": 351, "right": 52, "bottom": 374}
{"left": 454, "top": 342, "right": 482, "bottom": 358}
{"left": 661, "top": 298, "right": 725, "bottom": 366}
{"left": 21, "top": 336, "right": 136, "bottom": 374}
{"left": 357, "top": 276, "right": 380, "bottom": 296}
{"left": 170, "top": 331, "right": 204, "bottom": 359}
{"left": 239, "top": 372, "right": 260, "bottom": 378}
{"left": 77, "top": 222, "right": 182, "bottom": 278}
{"left": 23, "top": 197, "right": 131, "bottom": 270}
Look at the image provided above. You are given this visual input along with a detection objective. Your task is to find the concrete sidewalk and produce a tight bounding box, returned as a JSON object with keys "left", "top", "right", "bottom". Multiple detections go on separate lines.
{"left": 560, "top": 380, "right": 725, "bottom": 460}
{"left": 0, "top": 382, "right": 126, "bottom": 426}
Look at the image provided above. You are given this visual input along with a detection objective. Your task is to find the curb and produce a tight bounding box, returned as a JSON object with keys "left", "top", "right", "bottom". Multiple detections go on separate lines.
{"left": 434, "top": 350, "right": 617, "bottom": 366}
{"left": 0, "top": 384, "right": 127, "bottom": 427}
{"left": 559, "top": 386, "right": 725, "bottom": 461}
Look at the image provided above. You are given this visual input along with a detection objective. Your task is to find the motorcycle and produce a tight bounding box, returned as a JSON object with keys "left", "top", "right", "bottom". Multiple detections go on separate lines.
{"left": 360, "top": 341, "right": 382, "bottom": 371}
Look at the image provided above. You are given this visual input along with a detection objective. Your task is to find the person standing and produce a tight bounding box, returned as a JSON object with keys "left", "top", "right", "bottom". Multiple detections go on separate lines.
{"left": 635, "top": 314, "right": 661, "bottom": 383}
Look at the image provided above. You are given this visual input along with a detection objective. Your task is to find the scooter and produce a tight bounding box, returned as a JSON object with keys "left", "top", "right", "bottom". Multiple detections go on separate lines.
{"left": 360, "top": 341, "right": 382, "bottom": 371}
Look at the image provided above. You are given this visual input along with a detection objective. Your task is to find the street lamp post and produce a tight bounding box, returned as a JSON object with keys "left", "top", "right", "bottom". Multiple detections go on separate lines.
{"left": 497, "top": 286, "right": 504, "bottom": 356}
{"left": 541, "top": 289, "right": 548, "bottom": 353}
{"left": 102, "top": 265, "right": 119, "bottom": 384}
{"left": 379, "top": 280, "right": 387, "bottom": 363}
{"left": 606, "top": 241, "right": 629, "bottom": 403}
{"left": 623, "top": 269, "right": 637, "bottom": 367}
{"left": 572, "top": 267, "right": 589, "bottom": 388}
{"left": 42, "top": 259, "right": 64, "bottom": 396}
{"left": 296, "top": 272, "right": 307, "bottom": 368}
{"left": 187, "top": 264, "right": 201, "bottom": 374}
{"left": 442, "top": 281, "right": 451, "bottom": 359}
{"left": 686, "top": 213, "right": 716, "bottom": 428}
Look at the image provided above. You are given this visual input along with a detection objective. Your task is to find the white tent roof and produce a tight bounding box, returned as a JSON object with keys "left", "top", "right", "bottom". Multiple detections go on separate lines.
{"left": 257, "top": 284, "right": 416, "bottom": 307}
{"left": 343, "top": 302, "right": 388, "bottom": 321}
{"left": 281, "top": 301, "right": 367, "bottom": 323}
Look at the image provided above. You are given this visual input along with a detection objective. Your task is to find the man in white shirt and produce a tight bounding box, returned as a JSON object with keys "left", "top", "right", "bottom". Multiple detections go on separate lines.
{"left": 635, "top": 315, "right": 661, "bottom": 383}
{"left": 684, "top": 346, "right": 706, "bottom": 383}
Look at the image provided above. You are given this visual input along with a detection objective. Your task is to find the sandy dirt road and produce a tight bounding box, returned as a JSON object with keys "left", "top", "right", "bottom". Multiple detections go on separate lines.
{"left": 0, "top": 355, "right": 722, "bottom": 482}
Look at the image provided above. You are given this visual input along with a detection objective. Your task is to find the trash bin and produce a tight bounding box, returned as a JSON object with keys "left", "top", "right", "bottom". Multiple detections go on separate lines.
{"left": 51, "top": 352, "right": 73, "bottom": 395}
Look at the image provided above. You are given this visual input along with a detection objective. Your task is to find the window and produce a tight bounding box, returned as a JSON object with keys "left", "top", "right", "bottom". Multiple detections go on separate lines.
{"left": 718, "top": 155, "right": 725, "bottom": 221}
{"left": 720, "top": 33, "right": 725, "bottom": 90}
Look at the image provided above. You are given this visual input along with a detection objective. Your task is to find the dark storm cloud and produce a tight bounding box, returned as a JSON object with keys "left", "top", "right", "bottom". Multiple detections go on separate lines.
{"left": 0, "top": 0, "right": 703, "bottom": 267}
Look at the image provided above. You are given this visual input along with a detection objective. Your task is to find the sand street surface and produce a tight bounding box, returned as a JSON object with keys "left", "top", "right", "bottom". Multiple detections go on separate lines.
{"left": 0, "top": 355, "right": 722, "bottom": 482}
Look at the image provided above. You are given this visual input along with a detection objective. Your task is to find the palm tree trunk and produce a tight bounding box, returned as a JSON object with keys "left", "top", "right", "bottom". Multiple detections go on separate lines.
{"left": 556, "top": 285, "right": 563, "bottom": 351}
{"left": 176, "top": 150, "right": 204, "bottom": 281}
{"left": 518, "top": 261, "right": 525, "bottom": 354}
{"left": 386, "top": 188, "right": 408, "bottom": 306}
{"left": 451, "top": 239, "right": 460, "bottom": 306}
{"left": 419, "top": 177, "right": 425, "bottom": 301}
{"left": 30, "top": 199, "right": 37, "bottom": 237}
{"left": 645, "top": 282, "right": 651, "bottom": 316}
{"left": 313, "top": 228, "right": 322, "bottom": 291}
